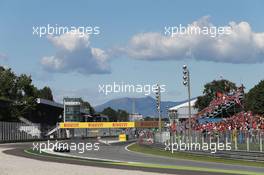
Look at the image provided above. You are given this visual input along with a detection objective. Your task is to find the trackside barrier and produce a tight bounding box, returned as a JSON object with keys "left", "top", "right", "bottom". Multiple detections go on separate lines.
{"left": 59, "top": 121, "right": 162, "bottom": 140}
{"left": 149, "top": 130, "right": 264, "bottom": 152}
{"left": 0, "top": 121, "right": 41, "bottom": 142}
{"left": 141, "top": 142, "right": 264, "bottom": 161}
{"left": 0, "top": 121, "right": 134, "bottom": 143}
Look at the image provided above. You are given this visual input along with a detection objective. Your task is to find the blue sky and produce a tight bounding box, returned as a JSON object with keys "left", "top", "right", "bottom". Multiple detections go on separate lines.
{"left": 0, "top": 0, "right": 264, "bottom": 106}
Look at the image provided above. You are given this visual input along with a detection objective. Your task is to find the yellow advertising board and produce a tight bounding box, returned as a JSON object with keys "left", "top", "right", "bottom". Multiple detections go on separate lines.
{"left": 119, "top": 134, "right": 127, "bottom": 142}
{"left": 59, "top": 121, "right": 162, "bottom": 129}
{"left": 59, "top": 122, "right": 135, "bottom": 129}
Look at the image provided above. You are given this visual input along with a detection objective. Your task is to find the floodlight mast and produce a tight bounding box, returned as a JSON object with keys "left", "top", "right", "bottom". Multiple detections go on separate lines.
{"left": 183, "top": 65, "right": 192, "bottom": 143}
{"left": 155, "top": 84, "right": 161, "bottom": 134}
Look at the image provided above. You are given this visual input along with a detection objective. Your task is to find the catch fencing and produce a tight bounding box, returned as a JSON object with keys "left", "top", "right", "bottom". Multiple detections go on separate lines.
{"left": 140, "top": 129, "right": 264, "bottom": 152}
{"left": 0, "top": 121, "right": 41, "bottom": 142}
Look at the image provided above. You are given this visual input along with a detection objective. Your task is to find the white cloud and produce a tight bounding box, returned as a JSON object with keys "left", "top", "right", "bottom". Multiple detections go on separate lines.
{"left": 41, "top": 30, "right": 110, "bottom": 75}
{"left": 0, "top": 53, "right": 8, "bottom": 61}
{"left": 118, "top": 17, "right": 264, "bottom": 64}
{"left": 46, "top": 31, "right": 90, "bottom": 51}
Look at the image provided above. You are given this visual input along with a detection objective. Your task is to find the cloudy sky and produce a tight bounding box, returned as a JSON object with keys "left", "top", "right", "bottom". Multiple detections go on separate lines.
{"left": 0, "top": 0, "right": 264, "bottom": 105}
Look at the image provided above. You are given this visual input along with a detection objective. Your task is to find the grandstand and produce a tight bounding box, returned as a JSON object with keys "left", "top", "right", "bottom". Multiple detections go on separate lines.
{"left": 168, "top": 86, "right": 255, "bottom": 132}
{"left": 190, "top": 85, "right": 264, "bottom": 132}
{"left": 0, "top": 98, "right": 65, "bottom": 142}
{"left": 198, "top": 86, "right": 245, "bottom": 119}
{"left": 31, "top": 98, "right": 63, "bottom": 126}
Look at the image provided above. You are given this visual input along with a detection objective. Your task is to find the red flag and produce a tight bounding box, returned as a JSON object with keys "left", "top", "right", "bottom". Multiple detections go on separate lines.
{"left": 216, "top": 92, "right": 223, "bottom": 98}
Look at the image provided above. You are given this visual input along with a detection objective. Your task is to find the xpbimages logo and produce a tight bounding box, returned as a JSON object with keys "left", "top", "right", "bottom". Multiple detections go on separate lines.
{"left": 98, "top": 82, "right": 166, "bottom": 95}
{"left": 32, "top": 140, "right": 100, "bottom": 153}
{"left": 164, "top": 24, "right": 231, "bottom": 38}
{"left": 32, "top": 24, "right": 100, "bottom": 37}
{"left": 165, "top": 141, "right": 232, "bottom": 154}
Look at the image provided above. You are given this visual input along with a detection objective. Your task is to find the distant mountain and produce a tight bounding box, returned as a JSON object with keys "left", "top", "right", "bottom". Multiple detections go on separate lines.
{"left": 95, "top": 96, "right": 183, "bottom": 117}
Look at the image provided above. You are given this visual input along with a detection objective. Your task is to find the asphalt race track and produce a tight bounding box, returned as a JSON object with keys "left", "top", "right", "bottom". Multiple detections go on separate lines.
{"left": 1, "top": 139, "right": 264, "bottom": 175}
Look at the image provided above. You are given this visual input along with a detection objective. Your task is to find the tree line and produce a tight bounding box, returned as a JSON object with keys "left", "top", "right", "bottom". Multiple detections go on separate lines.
{"left": 0, "top": 66, "right": 128, "bottom": 122}
{"left": 0, "top": 66, "right": 53, "bottom": 121}
{"left": 100, "top": 107, "right": 129, "bottom": 122}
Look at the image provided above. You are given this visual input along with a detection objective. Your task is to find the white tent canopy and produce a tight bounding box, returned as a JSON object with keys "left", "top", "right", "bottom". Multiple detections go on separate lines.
{"left": 169, "top": 99, "right": 198, "bottom": 119}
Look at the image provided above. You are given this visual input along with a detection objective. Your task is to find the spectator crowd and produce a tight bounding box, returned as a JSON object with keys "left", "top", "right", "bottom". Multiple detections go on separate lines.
{"left": 194, "top": 112, "right": 264, "bottom": 132}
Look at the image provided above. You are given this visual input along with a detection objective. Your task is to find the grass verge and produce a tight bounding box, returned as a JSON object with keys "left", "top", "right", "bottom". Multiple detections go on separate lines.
{"left": 127, "top": 143, "right": 264, "bottom": 167}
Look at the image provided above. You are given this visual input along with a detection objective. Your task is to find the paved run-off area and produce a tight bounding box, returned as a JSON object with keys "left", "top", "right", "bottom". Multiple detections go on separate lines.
{"left": 0, "top": 147, "right": 173, "bottom": 175}
{"left": 1, "top": 140, "right": 264, "bottom": 175}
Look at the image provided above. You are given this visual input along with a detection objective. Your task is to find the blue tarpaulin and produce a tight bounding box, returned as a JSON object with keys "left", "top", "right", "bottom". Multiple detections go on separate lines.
{"left": 198, "top": 117, "right": 223, "bottom": 124}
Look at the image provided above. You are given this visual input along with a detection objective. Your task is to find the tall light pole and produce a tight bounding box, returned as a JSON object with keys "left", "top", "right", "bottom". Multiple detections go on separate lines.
{"left": 155, "top": 84, "right": 161, "bottom": 134}
{"left": 166, "top": 106, "right": 169, "bottom": 119}
{"left": 63, "top": 98, "right": 66, "bottom": 122}
{"left": 183, "top": 65, "right": 192, "bottom": 143}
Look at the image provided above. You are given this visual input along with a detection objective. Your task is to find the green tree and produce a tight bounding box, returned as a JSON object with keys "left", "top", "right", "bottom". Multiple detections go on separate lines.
{"left": 38, "top": 86, "right": 53, "bottom": 101}
{"left": 0, "top": 67, "right": 17, "bottom": 100}
{"left": 194, "top": 79, "right": 237, "bottom": 111}
{"left": 116, "top": 109, "right": 129, "bottom": 121}
{"left": 11, "top": 74, "right": 38, "bottom": 119}
{"left": 245, "top": 80, "right": 264, "bottom": 115}
{"left": 83, "top": 101, "right": 95, "bottom": 115}
{"left": 102, "top": 107, "right": 117, "bottom": 121}
{"left": 0, "top": 67, "right": 13, "bottom": 121}
{"left": 0, "top": 66, "right": 56, "bottom": 121}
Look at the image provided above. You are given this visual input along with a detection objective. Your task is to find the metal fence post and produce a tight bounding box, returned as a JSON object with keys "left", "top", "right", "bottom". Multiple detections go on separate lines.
{"left": 260, "top": 131, "right": 263, "bottom": 152}
{"left": 235, "top": 134, "right": 238, "bottom": 151}
{"left": 247, "top": 132, "right": 249, "bottom": 152}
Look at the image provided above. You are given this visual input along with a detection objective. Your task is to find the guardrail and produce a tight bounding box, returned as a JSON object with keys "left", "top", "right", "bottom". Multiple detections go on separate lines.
{"left": 153, "top": 130, "right": 264, "bottom": 152}
{"left": 141, "top": 142, "right": 264, "bottom": 162}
